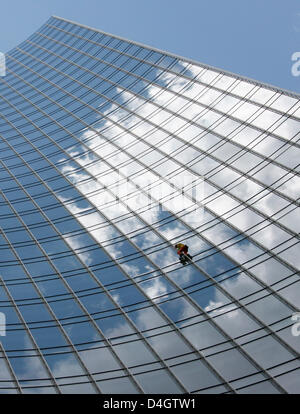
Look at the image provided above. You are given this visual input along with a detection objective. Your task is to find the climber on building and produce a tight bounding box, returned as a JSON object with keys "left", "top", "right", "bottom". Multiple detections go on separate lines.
{"left": 175, "top": 243, "right": 193, "bottom": 264}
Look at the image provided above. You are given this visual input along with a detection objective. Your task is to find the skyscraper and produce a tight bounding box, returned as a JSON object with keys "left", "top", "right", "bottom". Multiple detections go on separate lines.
{"left": 0, "top": 15, "right": 299, "bottom": 394}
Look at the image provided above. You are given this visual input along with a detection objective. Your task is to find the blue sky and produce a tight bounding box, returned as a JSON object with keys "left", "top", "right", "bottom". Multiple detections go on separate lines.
{"left": 1, "top": 0, "right": 300, "bottom": 93}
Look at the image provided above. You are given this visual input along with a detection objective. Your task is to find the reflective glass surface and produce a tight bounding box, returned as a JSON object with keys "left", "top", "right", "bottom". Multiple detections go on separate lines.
{"left": 0, "top": 16, "right": 299, "bottom": 394}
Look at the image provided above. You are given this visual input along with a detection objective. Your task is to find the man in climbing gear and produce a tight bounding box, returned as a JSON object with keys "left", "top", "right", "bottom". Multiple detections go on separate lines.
{"left": 175, "top": 243, "right": 193, "bottom": 264}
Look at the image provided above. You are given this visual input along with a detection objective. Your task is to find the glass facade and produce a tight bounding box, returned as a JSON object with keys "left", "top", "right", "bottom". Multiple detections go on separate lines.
{"left": 0, "top": 15, "right": 299, "bottom": 394}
